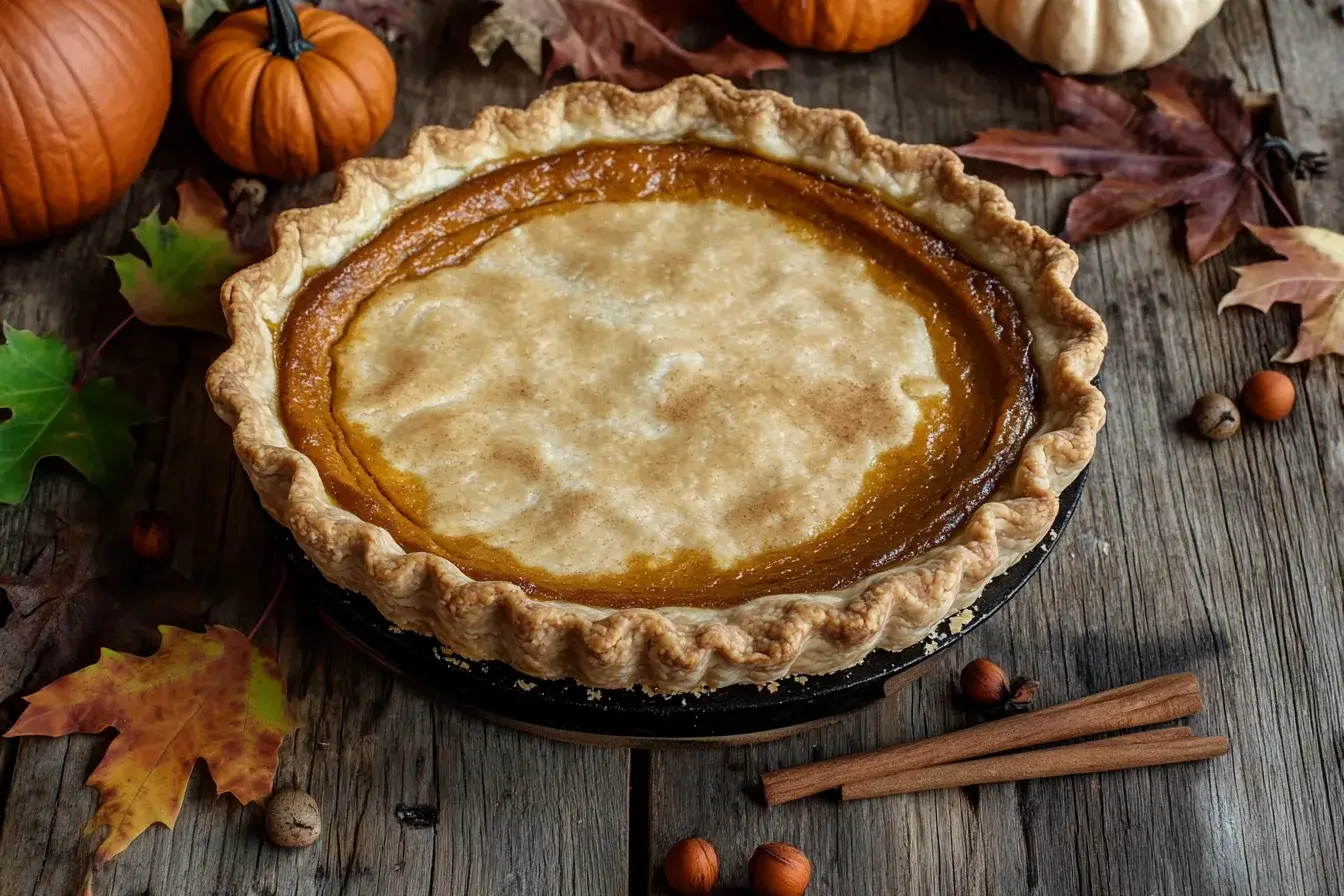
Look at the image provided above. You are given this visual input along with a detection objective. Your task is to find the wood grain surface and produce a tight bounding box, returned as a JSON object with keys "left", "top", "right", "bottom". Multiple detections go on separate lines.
{"left": 1, "top": 1, "right": 1341, "bottom": 894}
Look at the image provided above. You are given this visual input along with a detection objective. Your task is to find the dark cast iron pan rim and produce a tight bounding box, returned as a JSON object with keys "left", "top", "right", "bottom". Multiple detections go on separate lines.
{"left": 284, "top": 468, "right": 1088, "bottom": 740}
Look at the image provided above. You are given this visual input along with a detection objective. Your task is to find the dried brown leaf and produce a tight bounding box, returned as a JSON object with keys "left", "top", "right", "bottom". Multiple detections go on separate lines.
{"left": 0, "top": 522, "right": 214, "bottom": 703}
{"left": 470, "top": 0, "right": 788, "bottom": 89}
{"left": 318, "top": 0, "right": 416, "bottom": 41}
{"left": 955, "top": 67, "right": 1262, "bottom": 263}
{"left": 1219, "top": 224, "right": 1344, "bottom": 362}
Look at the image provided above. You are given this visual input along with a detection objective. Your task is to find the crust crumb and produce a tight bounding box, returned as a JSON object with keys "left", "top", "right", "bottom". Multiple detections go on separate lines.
{"left": 437, "top": 647, "right": 471, "bottom": 670}
{"left": 948, "top": 609, "right": 975, "bottom": 634}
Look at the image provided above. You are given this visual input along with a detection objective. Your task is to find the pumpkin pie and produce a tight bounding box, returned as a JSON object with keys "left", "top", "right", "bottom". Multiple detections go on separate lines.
{"left": 207, "top": 76, "right": 1106, "bottom": 693}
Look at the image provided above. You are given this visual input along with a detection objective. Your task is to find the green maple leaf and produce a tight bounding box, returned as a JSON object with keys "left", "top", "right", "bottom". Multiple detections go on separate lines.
{"left": 109, "top": 180, "right": 246, "bottom": 335}
{"left": 0, "top": 325, "right": 151, "bottom": 505}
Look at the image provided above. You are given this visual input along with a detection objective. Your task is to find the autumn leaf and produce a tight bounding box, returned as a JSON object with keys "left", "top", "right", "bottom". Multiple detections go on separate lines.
{"left": 1218, "top": 224, "right": 1344, "bottom": 362}
{"left": 109, "top": 179, "right": 249, "bottom": 335}
{"left": 226, "top": 178, "right": 277, "bottom": 260}
{"left": 471, "top": 0, "right": 788, "bottom": 89}
{"left": 4, "top": 625, "right": 293, "bottom": 864}
{"left": 0, "top": 520, "right": 214, "bottom": 702}
{"left": 955, "top": 66, "right": 1264, "bottom": 263}
{"left": 0, "top": 324, "right": 151, "bottom": 506}
{"left": 159, "top": 0, "right": 230, "bottom": 38}
{"left": 319, "top": 0, "right": 416, "bottom": 39}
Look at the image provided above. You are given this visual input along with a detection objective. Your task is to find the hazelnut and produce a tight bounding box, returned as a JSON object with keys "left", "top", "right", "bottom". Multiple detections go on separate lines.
{"left": 959, "top": 658, "right": 1010, "bottom": 704}
{"left": 1242, "top": 370, "right": 1295, "bottom": 421}
{"left": 959, "top": 658, "right": 1037, "bottom": 716}
{"left": 1190, "top": 393, "right": 1240, "bottom": 440}
{"left": 130, "top": 511, "right": 174, "bottom": 560}
{"left": 749, "top": 842, "right": 811, "bottom": 896}
{"left": 663, "top": 836, "right": 718, "bottom": 896}
{"left": 265, "top": 789, "right": 321, "bottom": 848}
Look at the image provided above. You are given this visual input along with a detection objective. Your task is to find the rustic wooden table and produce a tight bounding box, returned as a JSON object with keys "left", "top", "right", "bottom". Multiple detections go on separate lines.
{"left": 2, "top": 2, "right": 1342, "bottom": 894}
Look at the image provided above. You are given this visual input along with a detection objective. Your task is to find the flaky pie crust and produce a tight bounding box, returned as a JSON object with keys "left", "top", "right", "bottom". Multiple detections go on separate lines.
{"left": 207, "top": 76, "right": 1107, "bottom": 693}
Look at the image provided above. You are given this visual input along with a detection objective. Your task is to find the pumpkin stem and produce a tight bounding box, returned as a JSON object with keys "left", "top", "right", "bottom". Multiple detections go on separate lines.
{"left": 263, "top": 0, "right": 314, "bottom": 59}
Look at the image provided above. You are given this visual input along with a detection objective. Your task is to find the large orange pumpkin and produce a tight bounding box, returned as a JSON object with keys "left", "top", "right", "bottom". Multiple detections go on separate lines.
{"left": 738, "top": 0, "right": 931, "bottom": 52}
{"left": 0, "top": 0, "right": 172, "bottom": 245}
{"left": 186, "top": 0, "right": 397, "bottom": 182}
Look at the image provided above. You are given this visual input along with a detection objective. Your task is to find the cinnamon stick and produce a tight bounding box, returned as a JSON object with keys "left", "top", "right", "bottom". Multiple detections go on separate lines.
{"left": 761, "top": 672, "right": 1201, "bottom": 805}
{"left": 1073, "top": 725, "right": 1192, "bottom": 746}
{"left": 842, "top": 729, "right": 1226, "bottom": 800}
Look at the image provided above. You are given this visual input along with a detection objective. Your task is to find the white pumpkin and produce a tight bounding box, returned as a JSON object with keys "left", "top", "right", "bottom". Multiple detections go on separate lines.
{"left": 974, "top": 0, "right": 1226, "bottom": 74}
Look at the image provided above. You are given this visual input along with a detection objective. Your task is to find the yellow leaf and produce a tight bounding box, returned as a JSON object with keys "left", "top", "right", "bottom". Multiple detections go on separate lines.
{"left": 4, "top": 626, "right": 294, "bottom": 865}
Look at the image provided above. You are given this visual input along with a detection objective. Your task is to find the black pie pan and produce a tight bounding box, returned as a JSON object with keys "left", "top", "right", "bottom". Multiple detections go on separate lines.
{"left": 283, "top": 469, "right": 1087, "bottom": 743}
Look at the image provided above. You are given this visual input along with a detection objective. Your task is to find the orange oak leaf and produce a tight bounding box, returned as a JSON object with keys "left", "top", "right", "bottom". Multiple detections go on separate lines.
{"left": 470, "top": 0, "right": 788, "bottom": 89}
{"left": 1219, "top": 224, "right": 1344, "bottom": 362}
{"left": 4, "top": 625, "right": 293, "bottom": 865}
{"left": 955, "top": 66, "right": 1263, "bottom": 264}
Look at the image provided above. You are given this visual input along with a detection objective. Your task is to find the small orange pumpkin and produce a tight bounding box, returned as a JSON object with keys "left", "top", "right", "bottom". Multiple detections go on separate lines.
{"left": 0, "top": 0, "right": 172, "bottom": 244}
{"left": 186, "top": 0, "right": 397, "bottom": 181}
{"left": 738, "top": 0, "right": 931, "bottom": 52}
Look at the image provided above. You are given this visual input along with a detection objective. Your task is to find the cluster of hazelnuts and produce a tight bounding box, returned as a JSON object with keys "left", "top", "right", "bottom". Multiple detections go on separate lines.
{"left": 1191, "top": 369, "right": 1296, "bottom": 441}
{"left": 664, "top": 837, "right": 811, "bottom": 896}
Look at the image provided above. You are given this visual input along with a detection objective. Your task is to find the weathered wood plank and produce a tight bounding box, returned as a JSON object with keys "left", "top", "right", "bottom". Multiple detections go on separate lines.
{"left": 2, "top": 2, "right": 1343, "bottom": 894}
{"left": 0, "top": 4, "right": 631, "bottom": 893}
{"left": 649, "top": 9, "right": 1343, "bottom": 895}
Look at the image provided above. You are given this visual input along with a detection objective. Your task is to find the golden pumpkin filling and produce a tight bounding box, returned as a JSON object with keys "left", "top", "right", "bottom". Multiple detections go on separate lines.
{"left": 279, "top": 144, "right": 1039, "bottom": 608}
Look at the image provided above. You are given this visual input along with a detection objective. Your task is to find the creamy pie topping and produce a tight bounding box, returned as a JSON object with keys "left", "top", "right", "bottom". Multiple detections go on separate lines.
{"left": 278, "top": 142, "right": 1039, "bottom": 607}
{"left": 333, "top": 200, "right": 950, "bottom": 576}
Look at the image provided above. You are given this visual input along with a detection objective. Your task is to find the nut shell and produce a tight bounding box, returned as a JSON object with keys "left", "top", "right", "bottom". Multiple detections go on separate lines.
{"left": 749, "top": 842, "right": 811, "bottom": 896}
{"left": 1191, "top": 393, "right": 1240, "bottom": 440}
{"left": 1241, "top": 370, "right": 1295, "bottom": 421}
{"left": 265, "top": 789, "right": 321, "bottom": 849}
{"left": 664, "top": 837, "right": 718, "bottom": 896}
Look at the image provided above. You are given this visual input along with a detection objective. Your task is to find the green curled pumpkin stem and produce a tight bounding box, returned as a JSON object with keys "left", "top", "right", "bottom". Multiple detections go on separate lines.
{"left": 262, "top": 0, "right": 314, "bottom": 59}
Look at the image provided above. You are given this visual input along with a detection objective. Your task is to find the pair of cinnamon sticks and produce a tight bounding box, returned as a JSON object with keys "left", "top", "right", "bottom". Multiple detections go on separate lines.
{"left": 761, "top": 672, "right": 1227, "bottom": 805}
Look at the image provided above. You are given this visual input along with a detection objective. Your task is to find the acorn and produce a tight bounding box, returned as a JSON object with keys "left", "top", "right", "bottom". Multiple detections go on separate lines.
{"left": 265, "top": 789, "right": 321, "bottom": 848}
{"left": 1190, "top": 393, "right": 1240, "bottom": 440}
